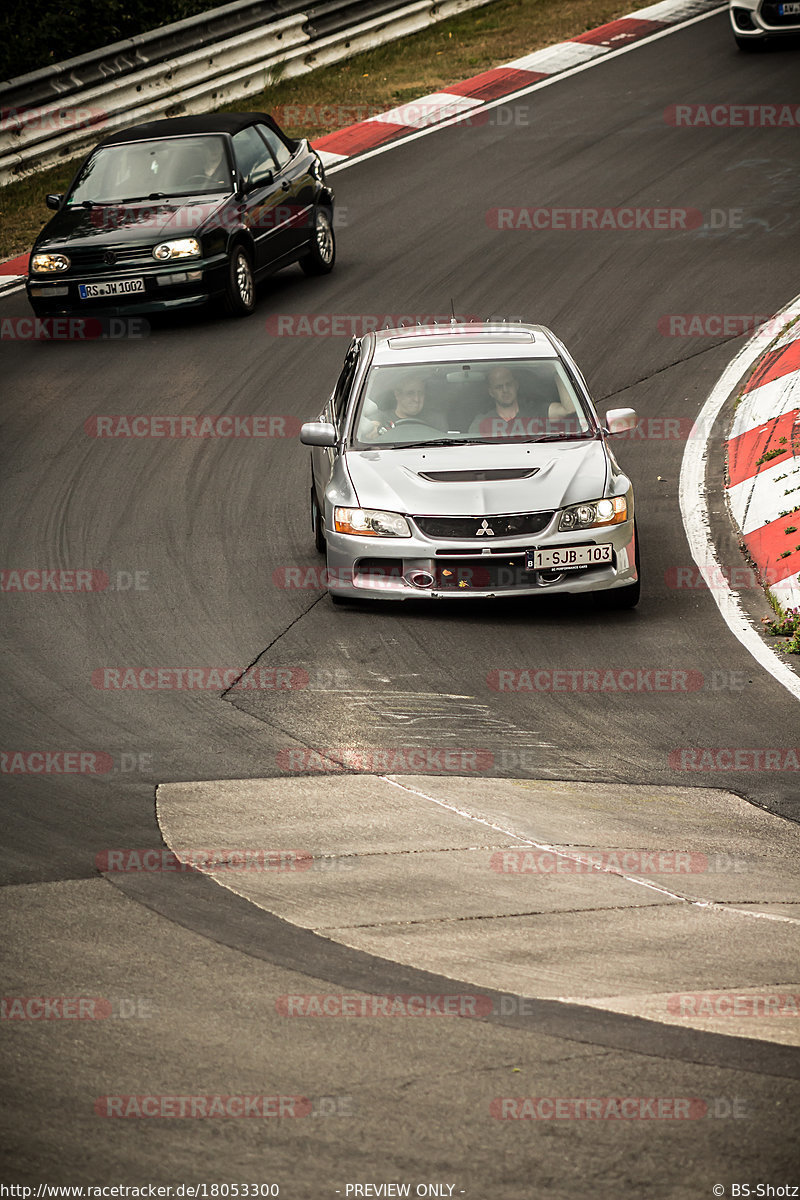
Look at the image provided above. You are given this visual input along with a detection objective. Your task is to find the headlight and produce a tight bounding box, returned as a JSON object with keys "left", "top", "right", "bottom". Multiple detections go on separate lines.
{"left": 334, "top": 508, "right": 411, "bottom": 537}
{"left": 31, "top": 253, "right": 70, "bottom": 273}
{"left": 152, "top": 238, "right": 201, "bottom": 261}
{"left": 559, "top": 496, "right": 627, "bottom": 531}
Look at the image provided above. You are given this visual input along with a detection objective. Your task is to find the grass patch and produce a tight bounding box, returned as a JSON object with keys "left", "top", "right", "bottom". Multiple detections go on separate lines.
{"left": 0, "top": 0, "right": 631, "bottom": 260}
{"left": 762, "top": 602, "right": 800, "bottom": 654}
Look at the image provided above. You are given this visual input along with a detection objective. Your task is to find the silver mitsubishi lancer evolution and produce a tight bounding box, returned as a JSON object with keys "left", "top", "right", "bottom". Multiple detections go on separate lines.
{"left": 300, "top": 322, "right": 640, "bottom": 607}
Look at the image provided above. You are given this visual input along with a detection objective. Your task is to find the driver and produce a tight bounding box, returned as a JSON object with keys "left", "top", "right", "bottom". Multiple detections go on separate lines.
{"left": 361, "top": 373, "right": 430, "bottom": 439}
{"left": 192, "top": 140, "right": 229, "bottom": 188}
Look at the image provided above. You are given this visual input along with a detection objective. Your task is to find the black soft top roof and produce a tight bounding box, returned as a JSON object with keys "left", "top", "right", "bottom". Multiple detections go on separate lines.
{"left": 97, "top": 112, "right": 293, "bottom": 149}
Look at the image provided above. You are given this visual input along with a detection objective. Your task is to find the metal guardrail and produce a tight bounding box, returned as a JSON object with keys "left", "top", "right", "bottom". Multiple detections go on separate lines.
{"left": 0, "top": 0, "right": 493, "bottom": 184}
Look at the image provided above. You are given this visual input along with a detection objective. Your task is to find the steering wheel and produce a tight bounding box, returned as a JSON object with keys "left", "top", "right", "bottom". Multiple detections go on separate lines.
{"left": 184, "top": 173, "right": 215, "bottom": 187}
{"left": 376, "top": 418, "right": 442, "bottom": 438}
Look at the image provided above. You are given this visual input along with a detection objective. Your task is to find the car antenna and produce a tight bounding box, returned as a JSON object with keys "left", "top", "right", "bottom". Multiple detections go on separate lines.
{"left": 450, "top": 298, "right": 457, "bottom": 324}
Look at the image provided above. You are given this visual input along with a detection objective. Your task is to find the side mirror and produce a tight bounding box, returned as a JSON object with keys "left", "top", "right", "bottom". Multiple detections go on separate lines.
{"left": 300, "top": 421, "right": 337, "bottom": 447}
{"left": 246, "top": 169, "right": 273, "bottom": 191}
{"left": 605, "top": 408, "right": 637, "bottom": 435}
{"left": 45, "top": 194, "right": 63, "bottom": 210}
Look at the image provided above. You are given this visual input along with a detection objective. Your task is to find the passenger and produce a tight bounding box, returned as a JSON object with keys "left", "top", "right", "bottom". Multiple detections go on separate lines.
{"left": 468, "top": 366, "right": 568, "bottom": 437}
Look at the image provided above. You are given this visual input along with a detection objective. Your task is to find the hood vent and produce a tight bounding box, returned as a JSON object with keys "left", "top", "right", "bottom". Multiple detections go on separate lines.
{"left": 417, "top": 468, "right": 539, "bottom": 483}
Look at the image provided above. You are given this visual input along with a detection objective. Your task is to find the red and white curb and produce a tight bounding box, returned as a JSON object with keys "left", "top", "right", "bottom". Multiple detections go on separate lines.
{"left": 726, "top": 321, "right": 800, "bottom": 611}
{"left": 0, "top": 0, "right": 721, "bottom": 292}
{"left": 680, "top": 297, "right": 800, "bottom": 705}
{"left": 312, "top": 0, "right": 721, "bottom": 166}
{"left": 0, "top": 252, "right": 29, "bottom": 293}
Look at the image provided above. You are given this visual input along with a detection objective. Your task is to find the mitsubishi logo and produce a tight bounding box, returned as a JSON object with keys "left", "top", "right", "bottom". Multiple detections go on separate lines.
{"left": 476, "top": 520, "right": 495, "bottom": 537}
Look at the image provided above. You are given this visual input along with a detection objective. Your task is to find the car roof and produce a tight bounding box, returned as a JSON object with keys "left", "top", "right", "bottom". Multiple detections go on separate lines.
{"left": 95, "top": 112, "right": 289, "bottom": 149}
{"left": 369, "top": 322, "right": 560, "bottom": 365}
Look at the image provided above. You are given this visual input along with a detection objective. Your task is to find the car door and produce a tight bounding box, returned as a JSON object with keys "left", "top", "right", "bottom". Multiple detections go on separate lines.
{"left": 231, "top": 125, "right": 293, "bottom": 271}
{"left": 256, "top": 124, "right": 313, "bottom": 256}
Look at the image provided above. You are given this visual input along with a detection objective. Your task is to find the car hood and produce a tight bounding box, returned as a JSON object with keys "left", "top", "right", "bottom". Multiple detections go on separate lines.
{"left": 344, "top": 439, "right": 610, "bottom": 515}
{"left": 34, "top": 197, "right": 231, "bottom": 250}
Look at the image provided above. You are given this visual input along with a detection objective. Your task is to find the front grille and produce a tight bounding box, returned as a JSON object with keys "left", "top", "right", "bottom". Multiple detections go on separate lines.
{"left": 760, "top": 2, "right": 800, "bottom": 24}
{"left": 414, "top": 512, "right": 553, "bottom": 539}
{"left": 67, "top": 246, "right": 156, "bottom": 270}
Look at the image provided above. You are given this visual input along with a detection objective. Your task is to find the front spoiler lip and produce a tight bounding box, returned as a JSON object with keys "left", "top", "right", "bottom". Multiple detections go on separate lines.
{"left": 322, "top": 522, "right": 636, "bottom": 600}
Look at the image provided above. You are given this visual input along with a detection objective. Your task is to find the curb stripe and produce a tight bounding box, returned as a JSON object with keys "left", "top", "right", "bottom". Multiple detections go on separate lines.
{"left": 727, "top": 409, "right": 800, "bottom": 488}
{"left": 446, "top": 66, "right": 546, "bottom": 101}
{"left": 572, "top": 17, "right": 667, "bottom": 46}
{"left": 743, "top": 336, "right": 800, "bottom": 394}
{"left": 743, "top": 517, "right": 800, "bottom": 588}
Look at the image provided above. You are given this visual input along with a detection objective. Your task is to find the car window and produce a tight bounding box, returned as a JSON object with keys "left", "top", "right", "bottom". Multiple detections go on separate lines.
{"left": 257, "top": 125, "right": 292, "bottom": 170}
{"left": 67, "top": 137, "right": 229, "bottom": 203}
{"left": 352, "top": 359, "right": 593, "bottom": 446}
{"left": 332, "top": 347, "right": 359, "bottom": 430}
{"left": 232, "top": 126, "right": 277, "bottom": 187}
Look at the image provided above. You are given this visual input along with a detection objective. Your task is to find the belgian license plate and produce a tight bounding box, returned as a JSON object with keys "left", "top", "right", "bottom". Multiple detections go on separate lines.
{"left": 527, "top": 544, "right": 613, "bottom": 571}
{"left": 780, "top": 2, "right": 800, "bottom": 12}
{"left": 78, "top": 278, "right": 145, "bottom": 299}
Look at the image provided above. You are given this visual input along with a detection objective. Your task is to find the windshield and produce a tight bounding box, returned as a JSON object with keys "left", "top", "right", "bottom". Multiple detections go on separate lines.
{"left": 67, "top": 136, "right": 233, "bottom": 204}
{"left": 351, "top": 358, "right": 594, "bottom": 448}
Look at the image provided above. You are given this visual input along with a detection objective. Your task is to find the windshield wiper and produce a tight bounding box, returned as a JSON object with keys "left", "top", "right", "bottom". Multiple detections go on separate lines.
{"left": 382, "top": 437, "right": 488, "bottom": 449}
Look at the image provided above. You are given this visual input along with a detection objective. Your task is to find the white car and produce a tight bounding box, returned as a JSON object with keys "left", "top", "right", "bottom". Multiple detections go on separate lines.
{"left": 729, "top": 0, "right": 800, "bottom": 48}
{"left": 300, "top": 322, "right": 641, "bottom": 607}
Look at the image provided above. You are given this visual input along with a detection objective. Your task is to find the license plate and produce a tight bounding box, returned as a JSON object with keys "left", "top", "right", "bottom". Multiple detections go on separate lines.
{"left": 78, "top": 278, "right": 145, "bottom": 299}
{"left": 780, "top": 2, "right": 800, "bottom": 11}
{"left": 526, "top": 544, "right": 613, "bottom": 571}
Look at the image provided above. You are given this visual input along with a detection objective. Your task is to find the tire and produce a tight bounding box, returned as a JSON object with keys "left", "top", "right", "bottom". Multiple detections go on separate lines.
{"left": 221, "top": 243, "right": 256, "bottom": 316}
{"left": 300, "top": 208, "right": 335, "bottom": 276}
{"left": 311, "top": 484, "right": 326, "bottom": 555}
{"left": 596, "top": 522, "right": 641, "bottom": 610}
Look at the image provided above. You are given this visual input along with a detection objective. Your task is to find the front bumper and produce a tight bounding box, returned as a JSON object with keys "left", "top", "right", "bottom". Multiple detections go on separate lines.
{"left": 26, "top": 255, "right": 230, "bottom": 318}
{"left": 323, "top": 517, "right": 638, "bottom": 601}
{"left": 730, "top": 1, "right": 800, "bottom": 38}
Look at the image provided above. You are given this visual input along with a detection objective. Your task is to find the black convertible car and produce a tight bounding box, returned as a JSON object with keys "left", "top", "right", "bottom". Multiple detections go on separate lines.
{"left": 26, "top": 112, "right": 335, "bottom": 319}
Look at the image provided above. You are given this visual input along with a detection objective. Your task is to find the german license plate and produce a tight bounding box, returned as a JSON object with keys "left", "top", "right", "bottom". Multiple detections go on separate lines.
{"left": 526, "top": 544, "right": 613, "bottom": 570}
{"left": 78, "top": 278, "right": 145, "bottom": 299}
{"left": 779, "top": 2, "right": 800, "bottom": 12}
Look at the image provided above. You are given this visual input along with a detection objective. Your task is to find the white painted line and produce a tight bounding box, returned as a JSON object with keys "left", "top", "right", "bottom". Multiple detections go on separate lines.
{"left": 316, "top": 149, "right": 347, "bottom": 167}
{"left": 679, "top": 293, "right": 800, "bottom": 704}
{"left": 383, "top": 775, "right": 800, "bottom": 923}
{"left": 326, "top": 6, "right": 727, "bottom": 177}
